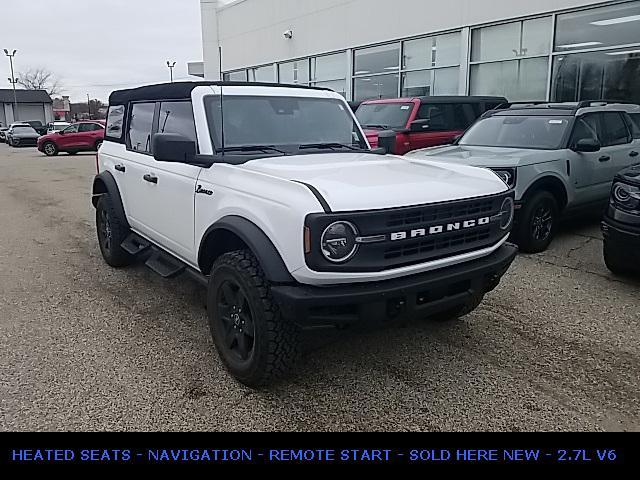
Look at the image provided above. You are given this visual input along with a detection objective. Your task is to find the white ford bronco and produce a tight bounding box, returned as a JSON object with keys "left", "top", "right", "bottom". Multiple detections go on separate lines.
{"left": 92, "top": 82, "right": 517, "bottom": 386}
{"left": 406, "top": 101, "right": 640, "bottom": 253}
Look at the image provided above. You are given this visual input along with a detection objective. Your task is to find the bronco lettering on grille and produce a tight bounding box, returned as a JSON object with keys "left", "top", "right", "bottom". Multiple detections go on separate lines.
{"left": 390, "top": 217, "right": 491, "bottom": 241}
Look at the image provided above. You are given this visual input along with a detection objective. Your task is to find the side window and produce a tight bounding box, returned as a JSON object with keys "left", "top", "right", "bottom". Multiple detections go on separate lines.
{"left": 602, "top": 112, "right": 630, "bottom": 146}
{"left": 417, "top": 104, "right": 451, "bottom": 131}
{"left": 106, "top": 105, "right": 125, "bottom": 140}
{"left": 157, "top": 101, "right": 197, "bottom": 143}
{"left": 571, "top": 114, "right": 601, "bottom": 146}
{"left": 628, "top": 113, "right": 640, "bottom": 139}
{"left": 452, "top": 104, "right": 477, "bottom": 130}
{"left": 63, "top": 124, "right": 79, "bottom": 134}
{"left": 127, "top": 102, "right": 156, "bottom": 154}
{"left": 78, "top": 123, "right": 93, "bottom": 132}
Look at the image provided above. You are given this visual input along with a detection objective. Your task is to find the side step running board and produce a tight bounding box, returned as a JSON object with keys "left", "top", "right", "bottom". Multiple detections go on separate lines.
{"left": 145, "top": 251, "right": 186, "bottom": 279}
{"left": 121, "top": 234, "right": 151, "bottom": 256}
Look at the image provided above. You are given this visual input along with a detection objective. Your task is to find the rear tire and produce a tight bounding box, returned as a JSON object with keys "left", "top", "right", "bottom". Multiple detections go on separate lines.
{"left": 43, "top": 141, "right": 58, "bottom": 156}
{"left": 207, "top": 250, "right": 300, "bottom": 387}
{"left": 604, "top": 239, "right": 631, "bottom": 275}
{"left": 96, "top": 195, "right": 134, "bottom": 268}
{"left": 514, "top": 191, "right": 559, "bottom": 253}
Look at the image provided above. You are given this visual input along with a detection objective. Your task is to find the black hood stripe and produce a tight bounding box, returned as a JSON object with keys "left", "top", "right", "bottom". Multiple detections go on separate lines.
{"left": 293, "top": 181, "right": 332, "bottom": 213}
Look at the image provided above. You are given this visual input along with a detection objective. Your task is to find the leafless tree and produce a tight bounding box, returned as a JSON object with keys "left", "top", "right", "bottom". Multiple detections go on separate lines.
{"left": 16, "top": 68, "right": 63, "bottom": 97}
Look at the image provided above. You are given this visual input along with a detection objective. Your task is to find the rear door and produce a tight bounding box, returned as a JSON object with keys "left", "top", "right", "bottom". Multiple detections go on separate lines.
{"left": 77, "top": 122, "right": 102, "bottom": 149}
{"left": 123, "top": 101, "right": 201, "bottom": 263}
{"left": 601, "top": 112, "right": 636, "bottom": 174}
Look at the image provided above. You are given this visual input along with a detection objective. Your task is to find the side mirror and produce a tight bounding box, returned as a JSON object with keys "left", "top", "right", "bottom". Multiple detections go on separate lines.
{"left": 409, "top": 119, "right": 431, "bottom": 132}
{"left": 377, "top": 130, "right": 397, "bottom": 155}
{"left": 573, "top": 138, "right": 601, "bottom": 153}
{"left": 152, "top": 133, "right": 197, "bottom": 163}
{"left": 59, "top": 130, "right": 65, "bottom": 135}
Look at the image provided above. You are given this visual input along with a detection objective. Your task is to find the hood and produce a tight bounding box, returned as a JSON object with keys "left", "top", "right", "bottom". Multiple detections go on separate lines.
{"left": 405, "top": 145, "right": 559, "bottom": 168}
{"left": 240, "top": 152, "right": 507, "bottom": 212}
{"left": 615, "top": 164, "right": 640, "bottom": 187}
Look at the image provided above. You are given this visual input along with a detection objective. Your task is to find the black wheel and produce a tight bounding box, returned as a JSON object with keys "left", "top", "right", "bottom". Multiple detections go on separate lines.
{"left": 604, "top": 239, "right": 631, "bottom": 275}
{"left": 96, "top": 195, "right": 134, "bottom": 268}
{"left": 95, "top": 140, "right": 103, "bottom": 151}
{"left": 514, "top": 191, "right": 559, "bottom": 253}
{"left": 67, "top": 150, "right": 78, "bottom": 155}
{"left": 207, "top": 250, "right": 300, "bottom": 387}
{"left": 43, "top": 141, "right": 58, "bottom": 156}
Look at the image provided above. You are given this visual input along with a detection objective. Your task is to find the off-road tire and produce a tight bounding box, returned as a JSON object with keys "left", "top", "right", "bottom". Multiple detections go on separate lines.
{"left": 207, "top": 250, "right": 300, "bottom": 387}
{"left": 428, "top": 291, "right": 485, "bottom": 322}
{"left": 514, "top": 190, "right": 559, "bottom": 253}
{"left": 603, "top": 239, "right": 631, "bottom": 275}
{"left": 96, "top": 195, "right": 134, "bottom": 268}
{"left": 43, "top": 141, "right": 58, "bottom": 156}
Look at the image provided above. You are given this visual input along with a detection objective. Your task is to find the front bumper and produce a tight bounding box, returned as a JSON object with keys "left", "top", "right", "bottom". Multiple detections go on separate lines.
{"left": 602, "top": 218, "right": 640, "bottom": 267}
{"left": 272, "top": 243, "right": 518, "bottom": 327}
{"left": 11, "top": 137, "right": 38, "bottom": 147}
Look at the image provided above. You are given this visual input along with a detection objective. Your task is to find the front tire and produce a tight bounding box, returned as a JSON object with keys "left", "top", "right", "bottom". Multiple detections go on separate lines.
{"left": 96, "top": 195, "right": 134, "bottom": 268}
{"left": 207, "top": 250, "right": 300, "bottom": 387}
{"left": 43, "top": 141, "right": 58, "bottom": 156}
{"left": 604, "top": 239, "right": 631, "bottom": 275}
{"left": 514, "top": 191, "right": 559, "bottom": 253}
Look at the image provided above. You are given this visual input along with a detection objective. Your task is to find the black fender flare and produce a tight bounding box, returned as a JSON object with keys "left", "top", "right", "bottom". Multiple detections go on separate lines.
{"left": 198, "top": 216, "right": 295, "bottom": 284}
{"left": 92, "top": 171, "right": 129, "bottom": 228}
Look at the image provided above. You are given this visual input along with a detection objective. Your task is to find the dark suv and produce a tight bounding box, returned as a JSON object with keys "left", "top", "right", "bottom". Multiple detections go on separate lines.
{"left": 355, "top": 96, "right": 506, "bottom": 155}
{"left": 602, "top": 164, "right": 640, "bottom": 274}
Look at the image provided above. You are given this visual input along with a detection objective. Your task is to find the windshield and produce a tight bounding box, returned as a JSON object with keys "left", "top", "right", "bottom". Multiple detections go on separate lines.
{"left": 460, "top": 116, "right": 571, "bottom": 150}
{"left": 205, "top": 95, "right": 366, "bottom": 153}
{"left": 355, "top": 102, "right": 414, "bottom": 130}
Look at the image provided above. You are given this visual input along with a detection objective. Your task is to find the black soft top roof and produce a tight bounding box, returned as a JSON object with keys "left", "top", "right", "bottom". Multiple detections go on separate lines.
{"left": 109, "top": 81, "right": 331, "bottom": 105}
{"left": 417, "top": 95, "right": 507, "bottom": 104}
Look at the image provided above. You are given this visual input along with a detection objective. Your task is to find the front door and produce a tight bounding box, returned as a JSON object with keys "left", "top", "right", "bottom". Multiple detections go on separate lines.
{"left": 57, "top": 124, "right": 83, "bottom": 149}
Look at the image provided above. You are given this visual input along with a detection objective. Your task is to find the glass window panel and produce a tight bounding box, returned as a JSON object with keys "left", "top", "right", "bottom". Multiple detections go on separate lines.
{"left": 470, "top": 57, "right": 548, "bottom": 101}
{"left": 551, "top": 49, "right": 640, "bottom": 104}
{"left": 311, "top": 53, "right": 346, "bottom": 82}
{"left": 401, "top": 70, "right": 431, "bottom": 97}
{"left": 127, "top": 102, "right": 155, "bottom": 154}
{"left": 225, "top": 70, "right": 247, "bottom": 81}
{"left": 105, "top": 105, "right": 125, "bottom": 139}
{"left": 158, "top": 101, "right": 198, "bottom": 143}
{"left": 433, "top": 67, "right": 459, "bottom": 95}
{"left": 555, "top": 2, "right": 640, "bottom": 52}
{"left": 603, "top": 112, "right": 630, "bottom": 146}
{"left": 403, "top": 38, "right": 430, "bottom": 70}
{"left": 471, "top": 22, "right": 521, "bottom": 62}
{"left": 354, "top": 43, "right": 401, "bottom": 76}
{"left": 249, "top": 65, "right": 275, "bottom": 82}
{"left": 312, "top": 79, "right": 347, "bottom": 97}
{"left": 521, "top": 17, "right": 552, "bottom": 57}
{"left": 278, "top": 59, "right": 310, "bottom": 84}
{"left": 353, "top": 74, "right": 400, "bottom": 102}
{"left": 434, "top": 32, "right": 461, "bottom": 67}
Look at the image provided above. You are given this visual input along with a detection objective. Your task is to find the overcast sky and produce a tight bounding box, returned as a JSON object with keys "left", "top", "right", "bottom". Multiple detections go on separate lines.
{"left": 1, "top": 0, "right": 217, "bottom": 103}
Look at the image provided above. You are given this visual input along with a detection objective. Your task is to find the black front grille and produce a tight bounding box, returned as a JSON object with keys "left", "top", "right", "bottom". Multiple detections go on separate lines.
{"left": 305, "top": 191, "right": 513, "bottom": 273}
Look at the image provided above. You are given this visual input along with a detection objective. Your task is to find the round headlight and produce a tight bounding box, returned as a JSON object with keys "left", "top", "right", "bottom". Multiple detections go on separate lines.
{"left": 499, "top": 197, "right": 515, "bottom": 231}
{"left": 321, "top": 221, "right": 359, "bottom": 263}
{"left": 496, "top": 170, "right": 513, "bottom": 186}
{"left": 613, "top": 183, "right": 640, "bottom": 210}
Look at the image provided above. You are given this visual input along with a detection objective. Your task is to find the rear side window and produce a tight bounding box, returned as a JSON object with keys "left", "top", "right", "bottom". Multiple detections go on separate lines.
{"left": 157, "top": 101, "right": 197, "bottom": 143}
{"left": 79, "top": 123, "right": 103, "bottom": 132}
{"left": 417, "top": 104, "right": 451, "bottom": 131}
{"left": 105, "top": 105, "right": 125, "bottom": 141}
{"left": 602, "top": 112, "right": 630, "bottom": 146}
{"left": 127, "top": 102, "right": 156, "bottom": 154}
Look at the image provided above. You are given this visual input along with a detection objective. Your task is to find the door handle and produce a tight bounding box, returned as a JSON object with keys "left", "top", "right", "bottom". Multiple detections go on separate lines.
{"left": 114, "top": 164, "right": 126, "bottom": 173}
{"left": 143, "top": 174, "right": 158, "bottom": 184}
{"left": 630, "top": 151, "right": 639, "bottom": 158}
{"left": 599, "top": 156, "right": 611, "bottom": 162}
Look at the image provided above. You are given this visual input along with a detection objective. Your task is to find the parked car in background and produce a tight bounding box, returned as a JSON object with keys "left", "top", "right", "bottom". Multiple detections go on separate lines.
{"left": 24, "top": 120, "right": 47, "bottom": 136}
{"left": 46, "top": 121, "right": 71, "bottom": 135}
{"left": 6, "top": 124, "right": 41, "bottom": 147}
{"left": 406, "top": 101, "right": 640, "bottom": 253}
{"left": 356, "top": 96, "right": 507, "bottom": 155}
{"left": 37, "top": 121, "right": 105, "bottom": 156}
{"left": 602, "top": 164, "right": 640, "bottom": 275}
{"left": 0, "top": 126, "right": 8, "bottom": 143}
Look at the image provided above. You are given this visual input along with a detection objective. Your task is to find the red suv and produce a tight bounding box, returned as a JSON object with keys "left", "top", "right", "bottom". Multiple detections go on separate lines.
{"left": 38, "top": 121, "right": 105, "bottom": 156}
{"left": 355, "top": 96, "right": 507, "bottom": 155}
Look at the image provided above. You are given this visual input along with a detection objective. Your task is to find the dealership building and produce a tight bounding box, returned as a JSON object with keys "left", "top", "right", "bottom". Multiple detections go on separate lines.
{"left": 199, "top": 0, "right": 640, "bottom": 104}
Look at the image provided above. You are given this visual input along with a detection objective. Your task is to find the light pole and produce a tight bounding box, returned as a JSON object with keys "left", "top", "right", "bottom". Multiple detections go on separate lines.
{"left": 167, "top": 61, "right": 176, "bottom": 83}
{"left": 87, "top": 93, "right": 91, "bottom": 119}
{"left": 4, "top": 49, "right": 18, "bottom": 121}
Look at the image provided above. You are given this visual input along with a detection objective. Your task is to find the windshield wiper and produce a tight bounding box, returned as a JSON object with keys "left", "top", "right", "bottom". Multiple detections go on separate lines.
{"left": 298, "top": 143, "right": 363, "bottom": 152}
{"left": 362, "top": 124, "right": 389, "bottom": 130}
{"left": 221, "top": 145, "right": 289, "bottom": 155}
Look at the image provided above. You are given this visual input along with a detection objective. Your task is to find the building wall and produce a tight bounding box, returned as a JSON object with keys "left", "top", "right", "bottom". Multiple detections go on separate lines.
{"left": 203, "top": 0, "right": 606, "bottom": 72}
